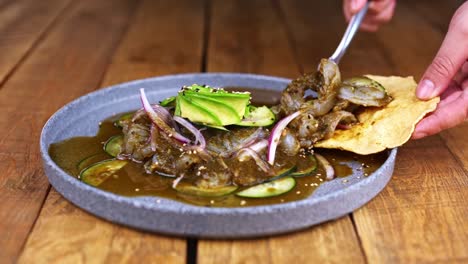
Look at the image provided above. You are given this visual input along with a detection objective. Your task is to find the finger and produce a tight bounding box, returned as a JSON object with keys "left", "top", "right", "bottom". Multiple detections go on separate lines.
{"left": 453, "top": 61, "right": 468, "bottom": 85}
{"left": 364, "top": 0, "right": 396, "bottom": 24}
{"left": 439, "top": 81, "right": 463, "bottom": 107}
{"left": 417, "top": 2, "right": 468, "bottom": 100}
{"left": 358, "top": 1, "right": 396, "bottom": 32}
{"left": 412, "top": 88, "right": 468, "bottom": 139}
{"left": 367, "top": 0, "right": 395, "bottom": 16}
{"left": 345, "top": 0, "right": 396, "bottom": 31}
{"left": 343, "top": 0, "right": 367, "bottom": 21}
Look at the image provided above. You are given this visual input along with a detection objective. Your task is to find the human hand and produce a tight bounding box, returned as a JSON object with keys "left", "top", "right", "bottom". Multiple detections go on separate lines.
{"left": 343, "top": 0, "right": 396, "bottom": 31}
{"left": 412, "top": 2, "right": 468, "bottom": 139}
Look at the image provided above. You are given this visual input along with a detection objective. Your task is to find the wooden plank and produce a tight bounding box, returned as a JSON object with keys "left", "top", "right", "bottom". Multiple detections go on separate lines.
{"left": 19, "top": 191, "right": 186, "bottom": 264}
{"left": 353, "top": 137, "right": 468, "bottom": 263}
{"left": 440, "top": 122, "right": 468, "bottom": 172}
{"left": 371, "top": 3, "right": 445, "bottom": 79}
{"left": 278, "top": 0, "right": 396, "bottom": 77}
{"left": 206, "top": 0, "right": 298, "bottom": 77}
{"left": 0, "top": 0, "right": 71, "bottom": 85}
{"left": 0, "top": 0, "right": 137, "bottom": 262}
{"left": 18, "top": 0, "right": 205, "bottom": 262}
{"left": 198, "top": 1, "right": 365, "bottom": 263}
{"left": 104, "top": 0, "right": 206, "bottom": 85}
{"left": 402, "top": 0, "right": 465, "bottom": 33}
{"left": 199, "top": 219, "right": 365, "bottom": 264}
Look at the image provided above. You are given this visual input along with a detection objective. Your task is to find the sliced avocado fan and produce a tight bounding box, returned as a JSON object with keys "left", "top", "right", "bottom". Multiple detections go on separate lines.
{"left": 170, "top": 84, "right": 275, "bottom": 127}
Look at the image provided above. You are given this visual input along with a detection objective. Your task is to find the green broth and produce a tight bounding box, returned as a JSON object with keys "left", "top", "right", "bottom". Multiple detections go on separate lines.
{"left": 49, "top": 119, "right": 387, "bottom": 207}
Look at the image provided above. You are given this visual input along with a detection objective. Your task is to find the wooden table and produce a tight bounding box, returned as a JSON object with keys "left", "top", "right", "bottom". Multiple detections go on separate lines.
{"left": 1, "top": 0, "right": 466, "bottom": 263}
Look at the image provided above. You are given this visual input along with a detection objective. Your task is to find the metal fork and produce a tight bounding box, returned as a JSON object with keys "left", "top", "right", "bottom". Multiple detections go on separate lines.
{"left": 329, "top": 1, "right": 370, "bottom": 64}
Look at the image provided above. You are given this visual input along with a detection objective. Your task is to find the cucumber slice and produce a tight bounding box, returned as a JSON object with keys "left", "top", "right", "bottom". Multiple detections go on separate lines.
{"left": 237, "top": 106, "right": 276, "bottom": 127}
{"left": 104, "top": 135, "right": 124, "bottom": 157}
{"left": 236, "top": 177, "right": 296, "bottom": 198}
{"left": 291, "top": 155, "right": 317, "bottom": 177}
{"left": 268, "top": 165, "right": 296, "bottom": 181}
{"left": 174, "top": 182, "right": 238, "bottom": 197}
{"left": 80, "top": 159, "right": 128, "bottom": 186}
{"left": 114, "top": 112, "right": 134, "bottom": 128}
{"left": 77, "top": 153, "right": 110, "bottom": 171}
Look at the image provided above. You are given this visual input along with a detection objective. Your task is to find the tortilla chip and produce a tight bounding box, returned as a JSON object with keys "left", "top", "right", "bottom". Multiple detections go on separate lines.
{"left": 315, "top": 75, "right": 439, "bottom": 154}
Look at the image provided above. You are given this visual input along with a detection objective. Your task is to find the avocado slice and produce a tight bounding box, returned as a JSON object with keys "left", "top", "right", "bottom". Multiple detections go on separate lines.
{"left": 237, "top": 105, "right": 276, "bottom": 126}
{"left": 177, "top": 96, "right": 222, "bottom": 125}
{"left": 176, "top": 84, "right": 250, "bottom": 126}
{"left": 186, "top": 94, "right": 241, "bottom": 126}
{"left": 182, "top": 85, "right": 250, "bottom": 117}
{"left": 169, "top": 84, "right": 275, "bottom": 128}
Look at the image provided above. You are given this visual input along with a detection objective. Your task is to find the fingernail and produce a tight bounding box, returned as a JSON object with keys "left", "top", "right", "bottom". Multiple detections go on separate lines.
{"left": 417, "top": 79, "right": 435, "bottom": 100}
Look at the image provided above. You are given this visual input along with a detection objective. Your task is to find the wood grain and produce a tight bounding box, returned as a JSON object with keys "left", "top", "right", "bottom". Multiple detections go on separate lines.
{"left": 206, "top": 0, "right": 297, "bottom": 77}
{"left": 402, "top": 0, "right": 464, "bottom": 33}
{"left": 440, "top": 121, "right": 468, "bottom": 172}
{"left": 0, "top": 0, "right": 136, "bottom": 262}
{"left": 278, "top": 0, "right": 396, "bottom": 77}
{"left": 197, "top": 1, "right": 365, "bottom": 263}
{"left": 0, "top": 0, "right": 71, "bottom": 85}
{"left": 354, "top": 137, "right": 468, "bottom": 263}
{"left": 19, "top": 0, "right": 206, "bottom": 263}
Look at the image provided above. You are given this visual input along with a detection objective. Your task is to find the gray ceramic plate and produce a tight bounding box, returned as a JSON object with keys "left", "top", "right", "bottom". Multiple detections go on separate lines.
{"left": 40, "top": 73, "right": 396, "bottom": 238}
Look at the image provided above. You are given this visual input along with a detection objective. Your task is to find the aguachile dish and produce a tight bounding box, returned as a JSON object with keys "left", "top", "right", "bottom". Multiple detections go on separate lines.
{"left": 49, "top": 59, "right": 438, "bottom": 207}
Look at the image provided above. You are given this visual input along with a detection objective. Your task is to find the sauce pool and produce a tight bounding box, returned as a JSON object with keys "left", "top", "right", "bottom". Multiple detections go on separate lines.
{"left": 49, "top": 88, "right": 388, "bottom": 207}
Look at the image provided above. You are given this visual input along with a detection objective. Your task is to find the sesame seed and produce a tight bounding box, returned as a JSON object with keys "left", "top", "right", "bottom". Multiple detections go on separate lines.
{"left": 210, "top": 200, "right": 215, "bottom": 204}
{"left": 135, "top": 188, "right": 140, "bottom": 192}
{"left": 342, "top": 179, "right": 348, "bottom": 183}
{"left": 240, "top": 200, "right": 246, "bottom": 206}
{"left": 156, "top": 199, "right": 161, "bottom": 203}
{"left": 296, "top": 191, "right": 301, "bottom": 194}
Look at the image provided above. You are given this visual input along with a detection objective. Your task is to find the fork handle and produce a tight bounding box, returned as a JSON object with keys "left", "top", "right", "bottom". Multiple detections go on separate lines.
{"left": 329, "top": 1, "right": 370, "bottom": 64}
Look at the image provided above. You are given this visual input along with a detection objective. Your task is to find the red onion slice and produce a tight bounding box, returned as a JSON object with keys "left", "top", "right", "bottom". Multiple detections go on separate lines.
{"left": 236, "top": 139, "right": 268, "bottom": 161}
{"left": 151, "top": 104, "right": 179, "bottom": 130}
{"left": 150, "top": 124, "right": 158, "bottom": 151}
{"left": 315, "top": 153, "right": 335, "bottom": 180}
{"left": 173, "top": 116, "right": 206, "bottom": 149}
{"left": 140, "top": 88, "right": 190, "bottom": 144}
{"left": 247, "top": 139, "right": 268, "bottom": 153}
{"left": 267, "top": 111, "right": 301, "bottom": 165}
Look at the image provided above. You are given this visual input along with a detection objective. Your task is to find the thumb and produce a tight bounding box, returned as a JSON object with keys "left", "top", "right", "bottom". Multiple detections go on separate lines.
{"left": 417, "top": 2, "right": 468, "bottom": 100}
